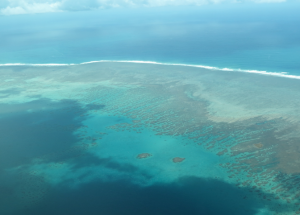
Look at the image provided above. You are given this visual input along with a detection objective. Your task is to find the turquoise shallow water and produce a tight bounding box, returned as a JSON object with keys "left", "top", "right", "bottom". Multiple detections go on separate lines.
{"left": 80, "top": 114, "right": 223, "bottom": 183}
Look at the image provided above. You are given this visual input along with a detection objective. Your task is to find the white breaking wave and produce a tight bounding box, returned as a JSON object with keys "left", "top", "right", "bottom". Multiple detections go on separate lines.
{"left": 0, "top": 60, "right": 299, "bottom": 80}
{"left": 81, "top": 60, "right": 300, "bottom": 80}
{"left": 0, "top": 63, "right": 72, "bottom": 66}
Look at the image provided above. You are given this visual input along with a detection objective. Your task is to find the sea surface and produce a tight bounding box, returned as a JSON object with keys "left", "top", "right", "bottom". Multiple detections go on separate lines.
{"left": 0, "top": 3, "right": 300, "bottom": 75}
{"left": 1, "top": 4, "right": 300, "bottom": 215}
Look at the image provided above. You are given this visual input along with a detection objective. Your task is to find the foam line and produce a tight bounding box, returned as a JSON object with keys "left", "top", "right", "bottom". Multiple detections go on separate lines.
{"left": 0, "top": 63, "right": 72, "bottom": 66}
{"left": 0, "top": 60, "right": 299, "bottom": 80}
{"left": 81, "top": 60, "right": 300, "bottom": 80}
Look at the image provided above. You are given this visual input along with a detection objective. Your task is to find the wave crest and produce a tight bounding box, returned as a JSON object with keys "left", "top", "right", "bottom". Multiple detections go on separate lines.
{"left": 0, "top": 60, "right": 299, "bottom": 80}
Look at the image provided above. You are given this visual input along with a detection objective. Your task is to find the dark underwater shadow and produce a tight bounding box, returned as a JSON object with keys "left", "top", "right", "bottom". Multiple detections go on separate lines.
{"left": 0, "top": 98, "right": 107, "bottom": 215}
{"left": 21, "top": 175, "right": 287, "bottom": 215}
{"left": 0, "top": 98, "right": 104, "bottom": 170}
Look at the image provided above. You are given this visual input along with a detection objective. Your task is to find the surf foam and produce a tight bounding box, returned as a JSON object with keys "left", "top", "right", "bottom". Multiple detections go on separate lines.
{"left": 0, "top": 63, "right": 72, "bottom": 66}
{"left": 1, "top": 60, "right": 299, "bottom": 80}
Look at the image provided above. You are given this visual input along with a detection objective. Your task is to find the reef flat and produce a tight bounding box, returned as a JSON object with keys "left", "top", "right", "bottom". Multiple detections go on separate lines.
{"left": 1, "top": 62, "right": 300, "bottom": 215}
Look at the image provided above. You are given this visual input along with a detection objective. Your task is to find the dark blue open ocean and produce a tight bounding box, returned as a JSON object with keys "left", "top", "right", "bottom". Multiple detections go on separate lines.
{"left": 0, "top": 3, "right": 299, "bottom": 75}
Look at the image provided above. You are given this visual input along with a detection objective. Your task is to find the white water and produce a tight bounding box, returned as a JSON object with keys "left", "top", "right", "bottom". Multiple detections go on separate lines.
{"left": 1, "top": 60, "right": 299, "bottom": 80}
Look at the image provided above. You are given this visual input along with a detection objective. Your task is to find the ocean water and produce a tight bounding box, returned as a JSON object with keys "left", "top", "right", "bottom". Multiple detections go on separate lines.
{"left": 1, "top": 62, "right": 300, "bottom": 215}
{"left": 1, "top": 4, "right": 300, "bottom": 215}
{"left": 0, "top": 3, "right": 300, "bottom": 75}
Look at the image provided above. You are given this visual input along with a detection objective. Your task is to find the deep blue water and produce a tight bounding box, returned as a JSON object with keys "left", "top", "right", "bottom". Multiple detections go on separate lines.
{"left": 0, "top": 3, "right": 300, "bottom": 74}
